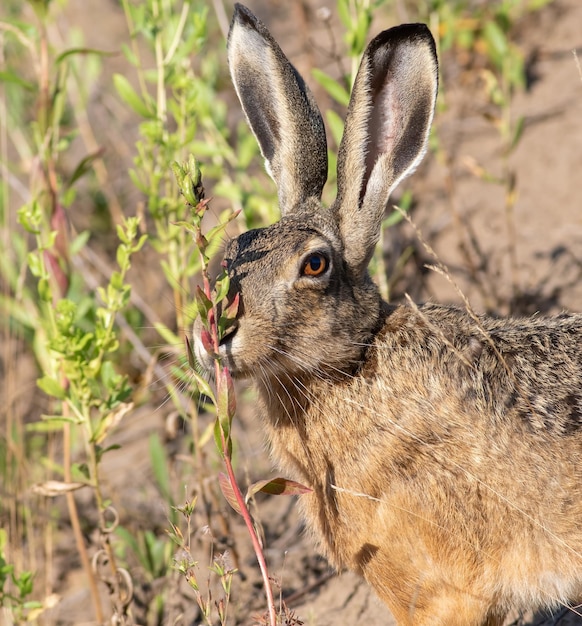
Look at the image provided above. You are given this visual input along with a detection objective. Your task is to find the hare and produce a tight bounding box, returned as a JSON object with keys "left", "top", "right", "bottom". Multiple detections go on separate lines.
{"left": 194, "top": 4, "right": 582, "bottom": 625}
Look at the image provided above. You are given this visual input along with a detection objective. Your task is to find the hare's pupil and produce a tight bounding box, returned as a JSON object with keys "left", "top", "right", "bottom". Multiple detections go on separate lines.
{"left": 303, "top": 253, "right": 327, "bottom": 277}
{"left": 310, "top": 256, "right": 322, "bottom": 271}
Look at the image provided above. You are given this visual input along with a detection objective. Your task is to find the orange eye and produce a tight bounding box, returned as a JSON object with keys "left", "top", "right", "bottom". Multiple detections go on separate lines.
{"left": 302, "top": 253, "right": 328, "bottom": 277}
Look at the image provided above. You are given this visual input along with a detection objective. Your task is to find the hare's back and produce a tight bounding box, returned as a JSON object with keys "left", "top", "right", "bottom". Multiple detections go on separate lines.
{"left": 376, "top": 303, "right": 582, "bottom": 437}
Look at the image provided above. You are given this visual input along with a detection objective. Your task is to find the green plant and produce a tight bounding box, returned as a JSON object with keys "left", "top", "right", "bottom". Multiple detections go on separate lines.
{"left": 172, "top": 497, "right": 236, "bottom": 626}
{"left": 21, "top": 208, "right": 146, "bottom": 622}
{"left": 1, "top": 1, "right": 147, "bottom": 621}
{"left": 0, "top": 529, "right": 42, "bottom": 621}
{"left": 175, "top": 156, "right": 313, "bottom": 626}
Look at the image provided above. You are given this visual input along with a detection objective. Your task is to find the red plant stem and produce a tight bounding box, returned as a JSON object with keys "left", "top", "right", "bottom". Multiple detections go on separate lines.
{"left": 218, "top": 413, "right": 277, "bottom": 626}
{"left": 212, "top": 353, "right": 277, "bottom": 625}
{"left": 202, "top": 261, "right": 277, "bottom": 626}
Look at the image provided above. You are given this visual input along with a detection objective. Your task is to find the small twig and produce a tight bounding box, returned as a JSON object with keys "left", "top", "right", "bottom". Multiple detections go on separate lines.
{"left": 283, "top": 571, "right": 336, "bottom": 606}
{"left": 63, "top": 413, "right": 104, "bottom": 622}
{"left": 573, "top": 49, "right": 582, "bottom": 86}
{"left": 206, "top": 271, "right": 277, "bottom": 626}
{"left": 212, "top": 0, "right": 230, "bottom": 40}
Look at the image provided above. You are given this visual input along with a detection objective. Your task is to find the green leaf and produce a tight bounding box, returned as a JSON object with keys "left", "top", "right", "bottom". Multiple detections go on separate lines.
{"left": 113, "top": 73, "right": 154, "bottom": 118}
{"left": 26, "top": 417, "right": 76, "bottom": 432}
{"left": 217, "top": 367, "right": 236, "bottom": 426}
{"left": 155, "top": 322, "right": 181, "bottom": 347}
{"left": 22, "top": 600, "right": 44, "bottom": 610}
{"left": 116, "top": 244, "right": 130, "bottom": 269}
{"left": 70, "top": 230, "right": 90, "bottom": 255}
{"left": 15, "top": 570, "right": 35, "bottom": 598}
{"left": 0, "top": 70, "right": 35, "bottom": 91}
{"left": 67, "top": 148, "right": 105, "bottom": 188}
{"left": 171, "top": 220, "right": 198, "bottom": 235}
{"left": 18, "top": 205, "right": 41, "bottom": 234}
{"left": 37, "top": 376, "right": 66, "bottom": 400}
{"left": 188, "top": 363, "right": 214, "bottom": 400}
{"left": 213, "top": 274, "right": 230, "bottom": 305}
{"left": 195, "top": 286, "right": 213, "bottom": 319}
{"left": 55, "top": 47, "right": 116, "bottom": 65}
{"left": 149, "top": 433, "right": 172, "bottom": 502}
{"left": 204, "top": 219, "right": 232, "bottom": 246}
{"left": 115, "top": 526, "right": 143, "bottom": 568}
{"left": 383, "top": 209, "right": 404, "bottom": 228}
{"left": 26, "top": 251, "right": 43, "bottom": 277}
{"left": 184, "top": 335, "right": 196, "bottom": 370}
{"left": 509, "top": 115, "right": 526, "bottom": 152}
{"left": 325, "top": 109, "right": 344, "bottom": 148}
{"left": 133, "top": 234, "right": 147, "bottom": 253}
{"left": 483, "top": 20, "right": 508, "bottom": 68}
{"left": 213, "top": 418, "right": 232, "bottom": 459}
{"left": 337, "top": 0, "right": 350, "bottom": 29}
{"left": 311, "top": 68, "right": 350, "bottom": 107}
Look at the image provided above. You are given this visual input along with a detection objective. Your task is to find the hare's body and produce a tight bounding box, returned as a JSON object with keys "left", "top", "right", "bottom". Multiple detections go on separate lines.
{"left": 195, "top": 5, "right": 582, "bottom": 624}
{"left": 260, "top": 303, "right": 582, "bottom": 624}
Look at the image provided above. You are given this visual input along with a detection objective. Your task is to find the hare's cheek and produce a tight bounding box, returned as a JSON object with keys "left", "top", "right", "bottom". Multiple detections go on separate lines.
{"left": 231, "top": 320, "right": 280, "bottom": 371}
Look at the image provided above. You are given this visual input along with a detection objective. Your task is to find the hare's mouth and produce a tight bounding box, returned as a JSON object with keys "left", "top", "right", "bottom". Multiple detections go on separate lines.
{"left": 216, "top": 323, "right": 245, "bottom": 377}
{"left": 192, "top": 319, "right": 242, "bottom": 377}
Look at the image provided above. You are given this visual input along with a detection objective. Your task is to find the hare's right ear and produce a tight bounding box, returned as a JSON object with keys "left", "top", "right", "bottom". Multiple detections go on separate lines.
{"left": 227, "top": 4, "right": 328, "bottom": 216}
{"left": 334, "top": 24, "right": 438, "bottom": 275}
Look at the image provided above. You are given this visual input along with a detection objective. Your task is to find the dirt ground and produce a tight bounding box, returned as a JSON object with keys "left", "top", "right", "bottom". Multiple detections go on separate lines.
{"left": 6, "top": 0, "right": 582, "bottom": 624}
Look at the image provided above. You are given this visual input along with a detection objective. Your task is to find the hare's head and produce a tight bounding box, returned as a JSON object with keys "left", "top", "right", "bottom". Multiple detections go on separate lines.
{"left": 196, "top": 4, "right": 438, "bottom": 382}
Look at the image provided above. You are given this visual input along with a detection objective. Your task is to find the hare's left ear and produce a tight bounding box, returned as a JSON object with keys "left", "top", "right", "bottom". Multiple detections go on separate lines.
{"left": 227, "top": 3, "right": 328, "bottom": 215}
{"left": 334, "top": 24, "right": 438, "bottom": 275}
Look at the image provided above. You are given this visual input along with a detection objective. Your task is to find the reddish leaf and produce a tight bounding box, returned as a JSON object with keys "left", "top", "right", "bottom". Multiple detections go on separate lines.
{"left": 246, "top": 477, "right": 312, "bottom": 502}
{"left": 223, "top": 292, "right": 240, "bottom": 320}
{"left": 50, "top": 202, "right": 70, "bottom": 262}
{"left": 200, "top": 329, "right": 215, "bottom": 356}
{"left": 194, "top": 197, "right": 211, "bottom": 218}
{"left": 218, "top": 472, "right": 241, "bottom": 514}
{"left": 44, "top": 250, "right": 69, "bottom": 297}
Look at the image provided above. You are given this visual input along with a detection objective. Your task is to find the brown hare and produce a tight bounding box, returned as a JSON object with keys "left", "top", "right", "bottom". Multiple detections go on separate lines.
{"left": 194, "top": 4, "right": 582, "bottom": 625}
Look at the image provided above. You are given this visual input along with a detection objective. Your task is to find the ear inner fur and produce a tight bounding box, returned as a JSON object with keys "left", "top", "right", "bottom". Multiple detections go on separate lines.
{"left": 227, "top": 4, "right": 328, "bottom": 214}
{"left": 335, "top": 24, "right": 438, "bottom": 276}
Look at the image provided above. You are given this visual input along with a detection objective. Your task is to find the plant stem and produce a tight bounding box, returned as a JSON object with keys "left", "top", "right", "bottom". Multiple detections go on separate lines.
{"left": 200, "top": 242, "right": 277, "bottom": 626}
{"left": 220, "top": 429, "right": 277, "bottom": 626}
{"left": 63, "top": 417, "right": 104, "bottom": 622}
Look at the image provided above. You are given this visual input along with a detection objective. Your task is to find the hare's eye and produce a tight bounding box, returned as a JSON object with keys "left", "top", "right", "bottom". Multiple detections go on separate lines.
{"left": 302, "top": 253, "right": 328, "bottom": 277}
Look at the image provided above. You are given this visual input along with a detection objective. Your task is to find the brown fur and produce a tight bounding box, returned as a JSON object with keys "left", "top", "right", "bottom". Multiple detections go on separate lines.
{"left": 194, "top": 5, "right": 582, "bottom": 624}
{"left": 262, "top": 304, "right": 582, "bottom": 624}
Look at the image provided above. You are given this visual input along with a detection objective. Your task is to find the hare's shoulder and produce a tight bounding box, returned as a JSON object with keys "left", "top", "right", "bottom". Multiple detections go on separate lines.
{"left": 367, "top": 303, "right": 582, "bottom": 435}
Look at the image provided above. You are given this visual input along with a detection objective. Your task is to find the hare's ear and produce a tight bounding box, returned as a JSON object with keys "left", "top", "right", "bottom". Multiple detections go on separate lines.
{"left": 334, "top": 24, "right": 438, "bottom": 275}
{"left": 227, "top": 4, "right": 328, "bottom": 215}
